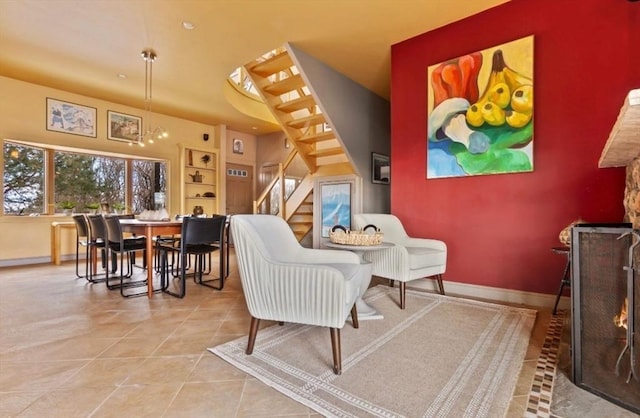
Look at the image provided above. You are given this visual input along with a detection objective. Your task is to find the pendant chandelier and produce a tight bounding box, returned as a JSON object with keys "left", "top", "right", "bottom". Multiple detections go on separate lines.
{"left": 133, "top": 48, "right": 168, "bottom": 147}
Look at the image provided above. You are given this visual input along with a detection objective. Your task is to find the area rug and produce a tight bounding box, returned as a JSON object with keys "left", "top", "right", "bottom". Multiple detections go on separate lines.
{"left": 209, "top": 285, "right": 536, "bottom": 418}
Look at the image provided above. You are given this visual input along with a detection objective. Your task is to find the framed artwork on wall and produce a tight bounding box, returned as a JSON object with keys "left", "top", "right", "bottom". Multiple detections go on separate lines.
{"left": 107, "top": 111, "right": 142, "bottom": 143}
{"left": 426, "top": 35, "right": 534, "bottom": 179}
{"left": 233, "top": 138, "right": 244, "bottom": 154}
{"left": 371, "top": 152, "right": 390, "bottom": 184}
{"left": 320, "top": 182, "right": 351, "bottom": 238}
{"left": 46, "top": 98, "right": 97, "bottom": 138}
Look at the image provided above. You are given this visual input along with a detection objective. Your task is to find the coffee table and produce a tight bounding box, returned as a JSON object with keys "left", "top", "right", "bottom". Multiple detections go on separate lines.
{"left": 325, "top": 241, "right": 394, "bottom": 320}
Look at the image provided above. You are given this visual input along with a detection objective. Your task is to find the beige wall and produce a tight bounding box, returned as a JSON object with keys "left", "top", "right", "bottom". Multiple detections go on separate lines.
{"left": 0, "top": 76, "right": 242, "bottom": 265}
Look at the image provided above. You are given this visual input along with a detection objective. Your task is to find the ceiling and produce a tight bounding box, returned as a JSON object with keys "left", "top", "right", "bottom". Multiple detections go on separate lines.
{"left": 0, "top": 0, "right": 508, "bottom": 135}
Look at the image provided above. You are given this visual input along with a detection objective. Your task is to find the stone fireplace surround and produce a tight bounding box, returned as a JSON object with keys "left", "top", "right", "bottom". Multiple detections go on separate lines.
{"left": 599, "top": 88, "right": 640, "bottom": 227}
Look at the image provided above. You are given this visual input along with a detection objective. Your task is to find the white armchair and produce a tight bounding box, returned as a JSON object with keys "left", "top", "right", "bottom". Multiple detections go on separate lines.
{"left": 354, "top": 213, "right": 447, "bottom": 309}
{"left": 230, "top": 214, "right": 368, "bottom": 374}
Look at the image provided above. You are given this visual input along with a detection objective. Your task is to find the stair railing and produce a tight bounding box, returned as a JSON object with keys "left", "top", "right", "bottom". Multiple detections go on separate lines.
{"left": 254, "top": 148, "right": 301, "bottom": 219}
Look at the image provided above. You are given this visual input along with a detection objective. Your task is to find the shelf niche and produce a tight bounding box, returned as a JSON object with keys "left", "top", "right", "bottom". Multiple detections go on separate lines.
{"left": 182, "top": 147, "right": 218, "bottom": 216}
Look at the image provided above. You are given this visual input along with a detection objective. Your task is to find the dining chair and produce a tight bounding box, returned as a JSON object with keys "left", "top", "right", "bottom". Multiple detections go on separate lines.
{"left": 157, "top": 215, "right": 227, "bottom": 298}
{"left": 231, "top": 214, "right": 367, "bottom": 374}
{"left": 354, "top": 213, "right": 447, "bottom": 309}
{"left": 71, "top": 214, "right": 90, "bottom": 279}
{"left": 103, "top": 215, "right": 148, "bottom": 297}
{"left": 86, "top": 214, "right": 113, "bottom": 283}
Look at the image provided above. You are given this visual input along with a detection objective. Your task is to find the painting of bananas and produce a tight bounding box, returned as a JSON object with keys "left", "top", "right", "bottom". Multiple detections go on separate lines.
{"left": 427, "top": 35, "right": 534, "bottom": 178}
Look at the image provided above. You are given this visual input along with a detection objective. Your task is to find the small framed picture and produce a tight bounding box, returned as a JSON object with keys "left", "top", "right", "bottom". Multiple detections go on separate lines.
{"left": 371, "top": 152, "right": 390, "bottom": 184}
{"left": 46, "top": 98, "right": 97, "bottom": 137}
{"left": 233, "top": 138, "right": 244, "bottom": 154}
{"left": 107, "top": 110, "right": 142, "bottom": 143}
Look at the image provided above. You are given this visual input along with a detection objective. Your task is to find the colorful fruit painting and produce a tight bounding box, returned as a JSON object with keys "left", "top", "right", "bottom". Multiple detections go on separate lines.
{"left": 427, "top": 35, "right": 534, "bottom": 179}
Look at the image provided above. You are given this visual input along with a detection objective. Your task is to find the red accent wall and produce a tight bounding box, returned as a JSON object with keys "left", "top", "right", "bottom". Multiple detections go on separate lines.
{"left": 390, "top": 0, "right": 640, "bottom": 294}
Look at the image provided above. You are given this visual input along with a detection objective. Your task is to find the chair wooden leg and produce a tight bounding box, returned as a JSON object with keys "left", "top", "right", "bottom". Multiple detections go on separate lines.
{"left": 351, "top": 304, "right": 359, "bottom": 329}
{"left": 246, "top": 317, "right": 260, "bottom": 355}
{"left": 330, "top": 328, "right": 342, "bottom": 375}
{"left": 388, "top": 279, "right": 394, "bottom": 287}
{"left": 399, "top": 282, "right": 406, "bottom": 309}
{"left": 436, "top": 274, "right": 445, "bottom": 295}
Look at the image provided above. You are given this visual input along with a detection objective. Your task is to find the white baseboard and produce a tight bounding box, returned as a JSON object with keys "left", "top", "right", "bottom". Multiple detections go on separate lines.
{"left": 401, "top": 278, "right": 570, "bottom": 311}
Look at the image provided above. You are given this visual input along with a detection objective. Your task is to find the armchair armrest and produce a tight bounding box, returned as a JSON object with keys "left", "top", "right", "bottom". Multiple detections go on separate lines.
{"left": 402, "top": 237, "right": 447, "bottom": 251}
{"left": 294, "top": 248, "right": 361, "bottom": 264}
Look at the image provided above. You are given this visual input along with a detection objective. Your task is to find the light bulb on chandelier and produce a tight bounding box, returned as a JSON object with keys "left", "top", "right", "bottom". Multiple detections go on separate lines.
{"left": 134, "top": 48, "right": 169, "bottom": 147}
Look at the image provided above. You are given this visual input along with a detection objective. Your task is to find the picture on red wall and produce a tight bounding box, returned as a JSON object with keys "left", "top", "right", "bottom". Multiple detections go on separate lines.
{"left": 426, "top": 35, "right": 534, "bottom": 178}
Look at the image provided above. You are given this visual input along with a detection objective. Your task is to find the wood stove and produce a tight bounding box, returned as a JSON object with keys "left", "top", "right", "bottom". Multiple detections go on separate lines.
{"left": 571, "top": 223, "right": 639, "bottom": 414}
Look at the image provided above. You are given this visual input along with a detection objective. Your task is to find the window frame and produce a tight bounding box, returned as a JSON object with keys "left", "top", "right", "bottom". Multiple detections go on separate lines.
{"left": 2, "top": 139, "right": 168, "bottom": 216}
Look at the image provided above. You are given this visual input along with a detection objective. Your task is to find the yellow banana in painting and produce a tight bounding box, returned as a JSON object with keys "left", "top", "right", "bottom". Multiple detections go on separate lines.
{"left": 505, "top": 110, "right": 532, "bottom": 128}
{"left": 480, "top": 102, "right": 506, "bottom": 126}
{"left": 466, "top": 102, "right": 486, "bottom": 127}
{"left": 503, "top": 64, "right": 532, "bottom": 92}
{"left": 486, "top": 82, "right": 511, "bottom": 109}
{"left": 510, "top": 84, "right": 533, "bottom": 113}
{"left": 465, "top": 49, "right": 533, "bottom": 128}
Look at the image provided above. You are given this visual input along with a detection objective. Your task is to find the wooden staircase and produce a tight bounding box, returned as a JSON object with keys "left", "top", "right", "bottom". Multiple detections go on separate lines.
{"left": 244, "top": 47, "right": 355, "bottom": 240}
{"left": 244, "top": 48, "right": 355, "bottom": 176}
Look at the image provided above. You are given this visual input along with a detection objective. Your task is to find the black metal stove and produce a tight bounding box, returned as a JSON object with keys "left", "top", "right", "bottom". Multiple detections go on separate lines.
{"left": 571, "top": 223, "right": 639, "bottom": 414}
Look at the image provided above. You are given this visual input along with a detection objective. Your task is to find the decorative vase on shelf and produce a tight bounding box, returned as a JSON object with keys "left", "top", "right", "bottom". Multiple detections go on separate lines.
{"left": 192, "top": 205, "right": 204, "bottom": 216}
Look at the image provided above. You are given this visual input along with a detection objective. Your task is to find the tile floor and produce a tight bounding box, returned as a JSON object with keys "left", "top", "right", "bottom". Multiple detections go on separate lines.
{"left": 0, "top": 249, "right": 597, "bottom": 417}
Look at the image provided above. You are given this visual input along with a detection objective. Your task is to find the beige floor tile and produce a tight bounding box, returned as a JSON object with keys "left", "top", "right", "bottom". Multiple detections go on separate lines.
{"left": 187, "top": 352, "right": 248, "bottom": 383}
{"left": 0, "top": 360, "right": 87, "bottom": 391}
{"left": 0, "top": 391, "right": 44, "bottom": 417}
{"left": 57, "top": 358, "right": 143, "bottom": 389}
{"left": 98, "top": 336, "right": 166, "bottom": 358}
{"left": 15, "top": 386, "right": 116, "bottom": 418}
{"left": 513, "top": 359, "right": 537, "bottom": 396}
{"left": 163, "top": 381, "right": 245, "bottom": 417}
{"left": 90, "top": 383, "right": 182, "bottom": 418}
{"left": 236, "top": 379, "right": 312, "bottom": 417}
{"left": 0, "top": 336, "right": 119, "bottom": 363}
{"left": 151, "top": 335, "right": 212, "bottom": 356}
{"left": 123, "top": 356, "right": 200, "bottom": 385}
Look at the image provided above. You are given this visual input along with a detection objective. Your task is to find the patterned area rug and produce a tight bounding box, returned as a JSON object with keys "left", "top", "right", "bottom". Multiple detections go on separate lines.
{"left": 210, "top": 286, "right": 536, "bottom": 418}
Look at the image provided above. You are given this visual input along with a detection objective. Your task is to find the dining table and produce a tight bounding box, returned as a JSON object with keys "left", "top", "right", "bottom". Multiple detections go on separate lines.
{"left": 119, "top": 218, "right": 182, "bottom": 297}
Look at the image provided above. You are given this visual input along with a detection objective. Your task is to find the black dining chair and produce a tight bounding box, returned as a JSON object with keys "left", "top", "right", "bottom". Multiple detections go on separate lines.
{"left": 86, "top": 214, "right": 113, "bottom": 283}
{"left": 158, "top": 215, "right": 227, "bottom": 298}
{"left": 72, "top": 214, "right": 91, "bottom": 279}
{"left": 103, "top": 215, "right": 148, "bottom": 297}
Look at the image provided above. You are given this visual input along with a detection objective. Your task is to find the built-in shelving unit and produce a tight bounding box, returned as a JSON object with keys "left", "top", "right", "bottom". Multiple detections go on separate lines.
{"left": 181, "top": 147, "right": 218, "bottom": 216}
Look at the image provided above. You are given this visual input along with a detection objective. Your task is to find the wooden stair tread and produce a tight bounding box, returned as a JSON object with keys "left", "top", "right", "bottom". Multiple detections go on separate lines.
{"left": 276, "top": 95, "right": 316, "bottom": 113}
{"left": 308, "top": 147, "right": 345, "bottom": 157}
{"left": 297, "top": 131, "right": 334, "bottom": 144}
{"left": 288, "top": 113, "right": 325, "bottom": 129}
{"left": 247, "top": 52, "right": 294, "bottom": 77}
{"left": 264, "top": 74, "right": 304, "bottom": 96}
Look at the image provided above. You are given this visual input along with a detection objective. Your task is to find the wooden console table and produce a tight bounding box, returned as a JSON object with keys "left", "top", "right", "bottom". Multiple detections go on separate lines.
{"left": 51, "top": 221, "right": 75, "bottom": 265}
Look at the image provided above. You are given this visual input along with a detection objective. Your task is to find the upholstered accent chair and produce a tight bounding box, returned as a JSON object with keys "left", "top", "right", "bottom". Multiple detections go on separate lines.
{"left": 231, "top": 214, "right": 368, "bottom": 374}
{"left": 354, "top": 213, "right": 447, "bottom": 309}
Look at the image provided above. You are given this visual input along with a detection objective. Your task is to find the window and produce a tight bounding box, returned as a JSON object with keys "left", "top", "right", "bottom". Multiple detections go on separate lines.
{"left": 3, "top": 140, "right": 167, "bottom": 215}
{"left": 3, "top": 143, "right": 45, "bottom": 215}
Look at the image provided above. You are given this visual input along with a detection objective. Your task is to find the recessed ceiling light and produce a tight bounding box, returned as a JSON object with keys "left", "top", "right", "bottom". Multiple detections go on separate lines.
{"left": 117, "top": 73, "right": 127, "bottom": 79}
{"left": 182, "top": 21, "right": 195, "bottom": 30}
{"left": 252, "top": 126, "right": 258, "bottom": 130}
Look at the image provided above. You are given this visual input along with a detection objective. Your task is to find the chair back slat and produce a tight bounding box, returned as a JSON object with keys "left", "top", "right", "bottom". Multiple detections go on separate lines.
{"left": 87, "top": 214, "right": 107, "bottom": 243}
{"left": 180, "top": 215, "right": 227, "bottom": 249}
{"left": 104, "top": 215, "right": 124, "bottom": 248}
{"left": 72, "top": 214, "right": 89, "bottom": 237}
